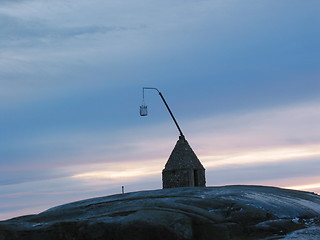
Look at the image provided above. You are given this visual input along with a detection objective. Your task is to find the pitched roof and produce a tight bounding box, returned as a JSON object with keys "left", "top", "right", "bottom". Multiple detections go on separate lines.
{"left": 164, "top": 136, "right": 205, "bottom": 170}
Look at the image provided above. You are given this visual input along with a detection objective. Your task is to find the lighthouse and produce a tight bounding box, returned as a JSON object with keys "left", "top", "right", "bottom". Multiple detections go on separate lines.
{"left": 140, "top": 87, "right": 206, "bottom": 189}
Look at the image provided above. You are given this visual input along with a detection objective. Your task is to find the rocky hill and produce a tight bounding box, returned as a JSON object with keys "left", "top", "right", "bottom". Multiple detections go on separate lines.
{"left": 0, "top": 185, "right": 319, "bottom": 240}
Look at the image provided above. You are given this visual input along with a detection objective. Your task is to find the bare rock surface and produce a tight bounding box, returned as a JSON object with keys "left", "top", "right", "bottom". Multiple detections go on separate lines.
{"left": 0, "top": 185, "right": 319, "bottom": 240}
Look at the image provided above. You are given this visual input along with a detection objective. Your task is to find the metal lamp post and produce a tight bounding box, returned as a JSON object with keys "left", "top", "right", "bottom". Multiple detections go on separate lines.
{"left": 140, "top": 87, "right": 185, "bottom": 139}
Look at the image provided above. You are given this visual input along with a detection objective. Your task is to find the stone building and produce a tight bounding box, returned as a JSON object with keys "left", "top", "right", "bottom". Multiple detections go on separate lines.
{"left": 162, "top": 136, "right": 206, "bottom": 189}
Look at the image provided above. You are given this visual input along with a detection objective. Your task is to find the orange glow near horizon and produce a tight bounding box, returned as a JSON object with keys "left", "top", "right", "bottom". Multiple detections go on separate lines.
{"left": 201, "top": 144, "right": 320, "bottom": 168}
{"left": 285, "top": 183, "right": 320, "bottom": 192}
{"left": 71, "top": 159, "right": 163, "bottom": 182}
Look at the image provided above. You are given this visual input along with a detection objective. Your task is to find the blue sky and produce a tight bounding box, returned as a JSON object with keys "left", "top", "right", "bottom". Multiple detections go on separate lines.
{"left": 1, "top": 0, "right": 320, "bottom": 220}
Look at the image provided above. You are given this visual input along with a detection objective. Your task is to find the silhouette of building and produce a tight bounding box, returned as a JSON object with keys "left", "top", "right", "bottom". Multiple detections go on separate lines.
{"left": 162, "top": 136, "right": 206, "bottom": 188}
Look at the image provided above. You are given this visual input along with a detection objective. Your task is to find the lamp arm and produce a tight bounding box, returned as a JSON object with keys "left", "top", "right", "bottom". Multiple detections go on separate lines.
{"left": 142, "top": 87, "right": 185, "bottom": 138}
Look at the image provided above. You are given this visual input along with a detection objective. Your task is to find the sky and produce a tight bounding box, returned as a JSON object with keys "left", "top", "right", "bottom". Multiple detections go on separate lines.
{"left": 0, "top": 0, "right": 319, "bottom": 220}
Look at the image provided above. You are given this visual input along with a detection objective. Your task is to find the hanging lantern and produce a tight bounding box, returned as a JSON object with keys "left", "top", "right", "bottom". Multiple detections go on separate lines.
{"left": 140, "top": 105, "right": 148, "bottom": 116}
{"left": 140, "top": 87, "right": 148, "bottom": 116}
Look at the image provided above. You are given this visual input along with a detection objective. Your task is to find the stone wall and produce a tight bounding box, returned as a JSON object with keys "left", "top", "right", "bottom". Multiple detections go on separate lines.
{"left": 162, "top": 168, "right": 205, "bottom": 188}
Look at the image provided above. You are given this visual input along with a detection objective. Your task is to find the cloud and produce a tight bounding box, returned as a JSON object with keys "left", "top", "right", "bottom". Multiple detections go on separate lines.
{"left": 185, "top": 101, "right": 320, "bottom": 151}
{"left": 3, "top": 100, "right": 318, "bottom": 186}
{"left": 206, "top": 157, "right": 320, "bottom": 184}
{"left": 0, "top": 13, "right": 127, "bottom": 48}
{"left": 0, "top": 0, "right": 319, "bottom": 108}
